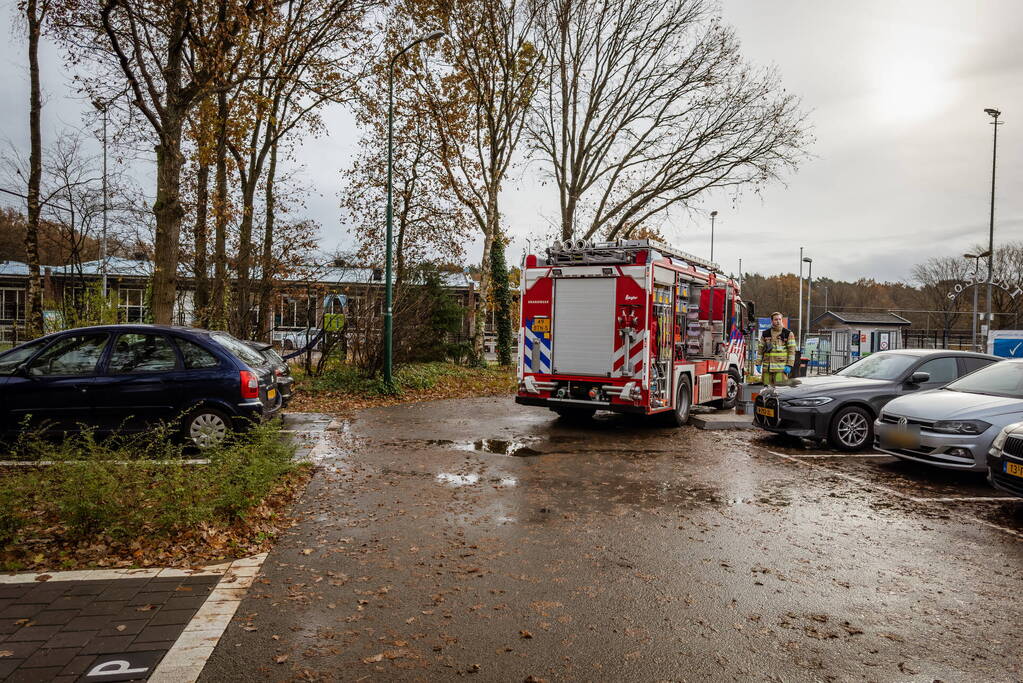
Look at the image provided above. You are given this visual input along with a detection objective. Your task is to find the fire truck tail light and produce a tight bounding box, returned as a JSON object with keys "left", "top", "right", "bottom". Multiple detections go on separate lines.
{"left": 588, "top": 388, "right": 599, "bottom": 399}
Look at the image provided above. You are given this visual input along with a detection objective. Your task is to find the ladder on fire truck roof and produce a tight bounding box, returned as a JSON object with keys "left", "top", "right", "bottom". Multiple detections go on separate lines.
{"left": 545, "top": 238, "right": 721, "bottom": 273}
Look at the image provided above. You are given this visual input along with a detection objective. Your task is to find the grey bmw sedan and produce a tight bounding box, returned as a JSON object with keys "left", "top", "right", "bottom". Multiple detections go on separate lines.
{"left": 753, "top": 350, "right": 1000, "bottom": 451}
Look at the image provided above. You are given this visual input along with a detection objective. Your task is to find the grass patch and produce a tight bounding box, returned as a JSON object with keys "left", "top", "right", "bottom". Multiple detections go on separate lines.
{"left": 0, "top": 422, "right": 307, "bottom": 571}
{"left": 290, "top": 361, "right": 517, "bottom": 415}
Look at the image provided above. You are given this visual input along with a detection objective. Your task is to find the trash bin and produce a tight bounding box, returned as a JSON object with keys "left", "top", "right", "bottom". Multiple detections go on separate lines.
{"left": 736, "top": 382, "right": 762, "bottom": 416}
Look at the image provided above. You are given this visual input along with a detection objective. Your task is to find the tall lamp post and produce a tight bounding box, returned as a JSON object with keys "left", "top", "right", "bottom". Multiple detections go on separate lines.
{"left": 983, "top": 107, "right": 1002, "bottom": 346}
{"left": 797, "top": 247, "right": 804, "bottom": 342}
{"left": 803, "top": 256, "right": 813, "bottom": 339}
{"left": 384, "top": 30, "right": 445, "bottom": 387}
{"left": 964, "top": 250, "right": 990, "bottom": 352}
{"left": 709, "top": 210, "right": 718, "bottom": 262}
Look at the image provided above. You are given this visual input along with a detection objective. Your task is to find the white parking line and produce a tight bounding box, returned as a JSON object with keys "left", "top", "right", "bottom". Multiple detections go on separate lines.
{"left": 916, "top": 496, "right": 1022, "bottom": 503}
{"left": 148, "top": 553, "right": 268, "bottom": 683}
{"left": 780, "top": 452, "right": 894, "bottom": 459}
{"left": 767, "top": 450, "right": 918, "bottom": 501}
{"left": 765, "top": 449, "right": 1023, "bottom": 539}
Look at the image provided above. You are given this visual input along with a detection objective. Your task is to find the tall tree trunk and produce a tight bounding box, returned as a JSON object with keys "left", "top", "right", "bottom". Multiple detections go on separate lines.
{"left": 490, "top": 228, "right": 512, "bottom": 365}
{"left": 257, "top": 135, "right": 278, "bottom": 340}
{"left": 234, "top": 178, "right": 257, "bottom": 337}
{"left": 151, "top": 114, "right": 186, "bottom": 325}
{"left": 211, "top": 91, "right": 229, "bottom": 329}
{"left": 471, "top": 186, "right": 501, "bottom": 364}
{"left": 193, "top": 161, "right": 210, "bottom": 326}
{"left": 24, "top": 0, "right": 45, "bottom": 337}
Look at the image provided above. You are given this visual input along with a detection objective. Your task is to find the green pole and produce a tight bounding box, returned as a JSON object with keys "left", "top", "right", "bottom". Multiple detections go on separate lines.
{"left": 384, "top": 59, "right": 395, "bottom": 387}
{"left": 383, "top": 31, "right": 445, "bottom": 389}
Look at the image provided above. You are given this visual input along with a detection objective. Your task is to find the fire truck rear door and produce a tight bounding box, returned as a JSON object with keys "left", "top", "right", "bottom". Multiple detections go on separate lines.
{"left": 552, "top": 277, "right": 615, "bottom": 376}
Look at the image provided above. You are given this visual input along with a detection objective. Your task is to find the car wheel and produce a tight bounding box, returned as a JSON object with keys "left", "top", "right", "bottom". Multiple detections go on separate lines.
{"left": 553, "top": 407, "right": 596, "bottom": 421}
{"left": 282, "top": 339, "right": 295, "bottom": 351}
{"left": 663, "top": 376, "right": 692, "bottom": 426}
{"left": 828, "top": 406, "right": 873, "bottom": 451}
{"left": 709, "top": 368, "right": 742, "bottom": 410}
{"left": 184, "top": 407, "right": 232, "bottom": 449}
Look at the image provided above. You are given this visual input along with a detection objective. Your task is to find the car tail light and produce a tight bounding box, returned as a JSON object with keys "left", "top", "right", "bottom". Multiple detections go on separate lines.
{"left": 240, "top": 370, "right": 259, "bottom": 399}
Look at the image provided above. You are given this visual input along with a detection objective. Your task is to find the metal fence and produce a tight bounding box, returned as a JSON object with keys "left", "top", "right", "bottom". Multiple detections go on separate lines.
{"left": 903, "top": 330, "right": 977, "bottom": 352}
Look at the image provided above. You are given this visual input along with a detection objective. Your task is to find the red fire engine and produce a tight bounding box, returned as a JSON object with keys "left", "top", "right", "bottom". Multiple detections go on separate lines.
{"left": 516, "top": 239, "right": 755, "bottom": 424}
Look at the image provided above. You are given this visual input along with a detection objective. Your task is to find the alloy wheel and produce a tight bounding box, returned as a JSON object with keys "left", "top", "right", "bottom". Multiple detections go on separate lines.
{"left": 837, "top": 412, "right": 869, "bottom": 448}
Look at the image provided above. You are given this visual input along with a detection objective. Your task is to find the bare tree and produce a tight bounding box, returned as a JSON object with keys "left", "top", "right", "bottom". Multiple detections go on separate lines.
{"left": 911, "top": 255, "right": 970, "bottom": 333}
{"left": 225, "top": 0, "right": 375, "bottom": 339}
{"left": 416, "top": 0, "right": 541, "bottom": 362}
{"left": 22, "top": 0, "right": 51, "bottom": 336}
{"left": 52, "top": 0, "right": 267, "bottom": 324}
{"left": 531, "top": 0, "right": 810, "bottom": 240}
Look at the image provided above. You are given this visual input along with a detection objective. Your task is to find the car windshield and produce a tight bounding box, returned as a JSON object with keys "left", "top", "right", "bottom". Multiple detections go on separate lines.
{"left": 945, "top": 361, "right": 1023, "bottom": 398}
{"left": 0, "top": 338, "right": 49, "bottom": 375}
{"left": 836, "top": 352, "right": 917, "bottom": 380}
{"left": 211, "top": 332, "right": 267, "bottom": 367}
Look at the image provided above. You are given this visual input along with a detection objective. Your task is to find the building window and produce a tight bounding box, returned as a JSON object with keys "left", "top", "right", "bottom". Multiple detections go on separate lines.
{"left": 118, "top": 287, "right": 146, "bottom": 323}
{"left": 278, "top": 295, "right": 316, "bottom": 328}
{"left": 0, "top": 288, "right": 25, "bottom": 323}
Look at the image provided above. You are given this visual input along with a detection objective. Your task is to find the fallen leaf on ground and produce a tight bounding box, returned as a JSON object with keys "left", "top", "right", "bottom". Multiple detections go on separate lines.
{"left": 519, "top": 630, "right": 533, "bottom": 639}
{"left": 274, "top": 654, "right": 289, "bottom": 664}
{"left": 362, "top": 653, "right": 384, "bottom": 663}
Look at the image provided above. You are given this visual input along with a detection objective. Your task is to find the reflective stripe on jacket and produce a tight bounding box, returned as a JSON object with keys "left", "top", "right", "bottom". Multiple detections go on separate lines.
{"left": 757, "top": 328, "right": 796, "bottom": 372}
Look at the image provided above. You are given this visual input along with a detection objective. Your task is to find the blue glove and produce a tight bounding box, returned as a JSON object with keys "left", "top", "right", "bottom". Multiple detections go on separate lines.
{"left": 755, "top": 365, "right": 762, "bottom": 374}
{"left": 784, "top": 365, "right": 792, "bottom": 375}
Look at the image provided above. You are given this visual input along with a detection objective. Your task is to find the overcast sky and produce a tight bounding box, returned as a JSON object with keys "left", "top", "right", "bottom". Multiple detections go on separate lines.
{"left": 1, "top": 0, "right": 1021, "bottom": 283}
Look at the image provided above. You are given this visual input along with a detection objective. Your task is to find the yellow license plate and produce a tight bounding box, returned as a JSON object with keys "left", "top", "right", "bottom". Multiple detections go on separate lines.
{"left": 1005, "top": 461, "right": 1023, "bottom": 479}
{"left": 267, "top": 388, "right": 277, "bottom": 400}
{"left": 533, "top": 318, "right": 550, "bottom": 332}
{"left": 755, "top": 406, "right": 775, "bottom": 418}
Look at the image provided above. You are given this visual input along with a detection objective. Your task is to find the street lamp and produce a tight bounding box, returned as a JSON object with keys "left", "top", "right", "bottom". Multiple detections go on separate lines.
{"left": 983, "top": 107, "right": 1002, "bottom": 346}
{"left": 802, "top": 256, "right": 813, "bottom": 339}
{"left": 797, "top": 247, "right": 804, "bottom": 342}
{"left": 384, "top": 29, "right": 446, "bottom": 387}
{"left": 964, "top": 250, "right": 991, "bottom": 352}
{"left": 709, "top": 210, "right": 718, "bottom": 263}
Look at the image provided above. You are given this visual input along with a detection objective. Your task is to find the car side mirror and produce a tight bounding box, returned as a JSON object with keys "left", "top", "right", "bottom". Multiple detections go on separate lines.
{"left": 908, "top": 371, "right": 930, "bottom": 384}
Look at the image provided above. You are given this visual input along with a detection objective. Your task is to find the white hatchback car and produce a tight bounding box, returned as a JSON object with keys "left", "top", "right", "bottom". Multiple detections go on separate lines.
{"left": 874, "top": 359, "right": 1023, "bottom": 472}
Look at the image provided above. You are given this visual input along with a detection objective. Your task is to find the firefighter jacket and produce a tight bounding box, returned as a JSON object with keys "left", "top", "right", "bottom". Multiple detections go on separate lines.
{"left": 758, "top": 327, "right": 796, "bottom": 373}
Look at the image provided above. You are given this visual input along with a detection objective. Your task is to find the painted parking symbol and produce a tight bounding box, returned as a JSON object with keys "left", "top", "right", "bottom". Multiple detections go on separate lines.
{"left": 83, "top": 651, "right": 164, "bottom": 681}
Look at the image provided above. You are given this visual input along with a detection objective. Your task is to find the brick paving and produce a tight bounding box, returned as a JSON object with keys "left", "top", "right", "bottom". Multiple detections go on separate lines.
{"left": 0, "top": 575, "right": 217, "bottom": 682}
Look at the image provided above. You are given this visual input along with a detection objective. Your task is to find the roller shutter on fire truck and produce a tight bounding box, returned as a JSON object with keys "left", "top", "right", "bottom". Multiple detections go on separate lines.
{"left": 551, "top": 277, "right": 616, "bottom": 376}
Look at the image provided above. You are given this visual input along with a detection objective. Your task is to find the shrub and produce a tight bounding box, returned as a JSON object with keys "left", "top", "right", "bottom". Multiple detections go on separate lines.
{"left": 0, "top": 421, "right": 297, "bottom": 548}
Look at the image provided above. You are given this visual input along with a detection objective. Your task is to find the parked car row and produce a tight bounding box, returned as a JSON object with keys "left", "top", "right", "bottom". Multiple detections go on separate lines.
{"left": 754, "top": 349, "right": 1023, "bottom": 498}
{"left": 0, "top": 325, "right": 295, "bottom": 448}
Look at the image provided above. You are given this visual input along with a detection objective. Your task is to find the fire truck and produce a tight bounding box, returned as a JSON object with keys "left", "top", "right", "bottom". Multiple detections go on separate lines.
{"left": 515, "top": 239, "right": 755, "bottom": 424}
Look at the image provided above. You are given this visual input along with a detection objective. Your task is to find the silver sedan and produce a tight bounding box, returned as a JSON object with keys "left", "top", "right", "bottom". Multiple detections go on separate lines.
{"left": 874, "top": 359, "right": 1023, "bottom": 472}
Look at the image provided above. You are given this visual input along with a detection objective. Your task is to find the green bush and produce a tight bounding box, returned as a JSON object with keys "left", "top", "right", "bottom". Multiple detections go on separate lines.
{"left": 0, "top": 421, "right": 296, "bottom": 546}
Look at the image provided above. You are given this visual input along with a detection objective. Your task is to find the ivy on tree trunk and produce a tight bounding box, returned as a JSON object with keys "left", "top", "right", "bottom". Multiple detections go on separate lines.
{"left": 490, "top": 231, "right": 513, "bottom": 366}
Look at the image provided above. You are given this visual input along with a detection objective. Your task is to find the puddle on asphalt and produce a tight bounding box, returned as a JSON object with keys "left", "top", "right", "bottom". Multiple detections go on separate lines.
{"left": 419, "top": 438, "right": 542, "bottom": 457}
{"left": 435, "top": 473, "right": 519, "bottom": 487}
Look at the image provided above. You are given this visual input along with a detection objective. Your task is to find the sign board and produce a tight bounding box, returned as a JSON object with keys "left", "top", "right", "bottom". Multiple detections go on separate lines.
{"left": 988, "top": 330, "right": 1023, "bottom": 358}
{"left": 879, "top": 332, "right": 890, "bottom": 351}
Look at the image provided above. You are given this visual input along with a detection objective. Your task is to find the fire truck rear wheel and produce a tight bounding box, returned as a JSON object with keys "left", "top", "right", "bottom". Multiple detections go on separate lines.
{"left": 664, "top": 377, "right": 692, "bottom": 426}
{"left": 709, "top": 368, "right": 742, "bottom": 410}
{"left": 553, "top": 407, "right": 596, "bottom": 421}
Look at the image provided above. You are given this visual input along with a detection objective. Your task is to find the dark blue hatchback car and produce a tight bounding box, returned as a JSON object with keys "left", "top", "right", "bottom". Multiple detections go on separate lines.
{"left": 0, "top": 325, "right": 281, "bottom": 446}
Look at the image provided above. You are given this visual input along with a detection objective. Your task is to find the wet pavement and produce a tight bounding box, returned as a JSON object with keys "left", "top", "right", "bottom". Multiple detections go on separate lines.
{"left": 200, "top": 397, "right": 1023, "bottom": 682}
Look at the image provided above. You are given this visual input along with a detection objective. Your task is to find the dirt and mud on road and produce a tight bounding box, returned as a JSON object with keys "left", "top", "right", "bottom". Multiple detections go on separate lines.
{"left": 201, "top": 397, "right": 1023, "bottom": 682}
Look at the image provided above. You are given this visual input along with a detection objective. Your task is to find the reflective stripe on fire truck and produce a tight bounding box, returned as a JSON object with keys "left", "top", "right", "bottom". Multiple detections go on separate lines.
{"left": 612, "top": 329, "right": 647, "bottom": 378}
{"left": 523, "top": 326, "right": 552, "bottom": 374}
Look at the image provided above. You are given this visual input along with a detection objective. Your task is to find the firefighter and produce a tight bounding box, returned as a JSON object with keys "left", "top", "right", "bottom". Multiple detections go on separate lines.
{"left": 756, "top": 312, "right": 796, "bottom": 385}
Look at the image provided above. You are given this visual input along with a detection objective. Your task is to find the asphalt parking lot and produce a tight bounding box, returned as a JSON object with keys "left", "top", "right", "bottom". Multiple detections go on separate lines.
{"left": 201, "top": 397, "right": 1023, "bottom": 682}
